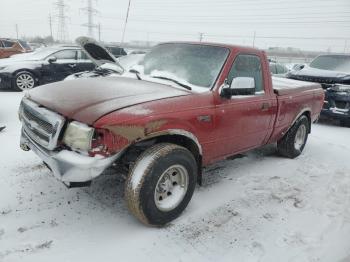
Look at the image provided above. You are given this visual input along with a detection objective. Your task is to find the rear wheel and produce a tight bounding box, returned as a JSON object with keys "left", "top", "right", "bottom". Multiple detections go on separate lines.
{"left": 277, "top": 115, "right": 309, "bottom": 159}
{"left": 124, "top": 143, "right": 197, "bottom": 226}
{"left": 13, "top": 71, "right": 36, "bottom": 91}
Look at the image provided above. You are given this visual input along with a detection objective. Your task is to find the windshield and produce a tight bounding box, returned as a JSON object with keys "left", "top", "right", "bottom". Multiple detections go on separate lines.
{"left": 26, "top": 48, "right": 59, "bottom": 60}
{"left": 139, "top": 43, "right": 229, "bottom": 88}
{"left": 310, "top": 55, "right": 350, "bottom": 73}
{"left": 18, "top": 40, "right": 31, "bottom": 50}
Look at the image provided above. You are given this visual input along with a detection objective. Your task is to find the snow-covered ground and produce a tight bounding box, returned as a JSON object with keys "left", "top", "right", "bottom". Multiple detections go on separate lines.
{"left": 1, "top": 92, "right": 350, "bottom": 262}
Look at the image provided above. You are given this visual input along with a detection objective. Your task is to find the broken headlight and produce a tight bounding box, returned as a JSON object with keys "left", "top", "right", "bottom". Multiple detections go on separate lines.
{"left": 63, "top": 121, "right": 94, "bottom": 151}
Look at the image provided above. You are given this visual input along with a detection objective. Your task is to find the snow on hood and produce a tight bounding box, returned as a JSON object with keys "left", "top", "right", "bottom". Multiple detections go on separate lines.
{"left": 75, "top": 36, "right": 124, "bottom": 72}
{"left": 292, "top": 66, "right": 350, "bottom": 78}
{"left": 27, "top": 76, "right": 191, "bottom": 124}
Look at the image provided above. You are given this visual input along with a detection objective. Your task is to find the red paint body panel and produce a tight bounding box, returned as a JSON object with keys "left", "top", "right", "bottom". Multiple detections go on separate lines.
{"left": 27, "top": 42, "right": 325, "bottom": 167}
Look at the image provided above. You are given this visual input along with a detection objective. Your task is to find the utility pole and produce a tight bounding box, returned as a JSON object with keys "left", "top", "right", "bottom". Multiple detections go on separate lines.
{"left": 48, "top": 14, "right": 53, "bottom": 39}
{"left": 252, "top": 31, "right": 256, "bottom": 47}
{"left": 146, "top": 32, "right": 150, "bottom": 46}
{"left": 199, "top": 32, "right": 204, "bottom": 42}
{"left": 344, "top": 39, "right": 348, "bottom": 53}
{"left": 54, "top": 0, "right": 69, "bottom": 42}
{"left": 15, "top": 24, "right": 19, "bottom": 39}
{"left": 121, "top": 0, "right": 132, "bottom": 44}
{"left": 81, "top": 0, "right": 98, "bottom": 38}
{"left": 98, "top": 23, "right": 101, "bottom": 41}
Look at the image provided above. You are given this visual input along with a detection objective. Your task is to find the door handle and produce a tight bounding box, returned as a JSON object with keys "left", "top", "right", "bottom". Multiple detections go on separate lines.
{"left": 261, "top": 102, "right": 270, "bottom": 111}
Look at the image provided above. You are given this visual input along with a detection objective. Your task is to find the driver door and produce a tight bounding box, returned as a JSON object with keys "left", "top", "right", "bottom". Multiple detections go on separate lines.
{"left": 215, "top": 54, "right": 276, "bottom": 158}
{"left": 42, "top": 49, "right": 78, "bottom": 83}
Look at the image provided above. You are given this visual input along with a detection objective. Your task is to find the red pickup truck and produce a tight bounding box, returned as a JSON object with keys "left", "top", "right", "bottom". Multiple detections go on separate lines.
{"left": 19, "top": 41, "right": 324, "bottom": 226}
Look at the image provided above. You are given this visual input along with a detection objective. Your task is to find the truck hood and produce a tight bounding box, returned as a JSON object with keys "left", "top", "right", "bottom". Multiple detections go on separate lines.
{"left": 27, "top": 77, "right": 191, "bottom": 125}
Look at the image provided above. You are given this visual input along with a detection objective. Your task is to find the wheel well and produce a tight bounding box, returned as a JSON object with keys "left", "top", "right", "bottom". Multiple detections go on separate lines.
{"left": 12, "top": 69, "right": 39, "bottom": 80}
{"left": 120, "top": 134, "right": 203, "bottom": 185}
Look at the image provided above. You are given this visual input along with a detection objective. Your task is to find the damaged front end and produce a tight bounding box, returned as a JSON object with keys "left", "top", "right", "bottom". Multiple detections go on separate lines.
{"left": 322, "top": 84, "right": 350, "bottom": 122}
{"left": 19, "top": 98, "right": 122, "bottom": 187}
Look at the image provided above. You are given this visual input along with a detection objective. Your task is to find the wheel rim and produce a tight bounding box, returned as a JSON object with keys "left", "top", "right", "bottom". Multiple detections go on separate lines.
{"left": 16, "top": 73, "right": 35, "bottom": 90}
{"left": 294, "top": 124, "right": 307, "bottom": 150}
{"left": 154, "top": 164, "right": 189, "bottom": 212}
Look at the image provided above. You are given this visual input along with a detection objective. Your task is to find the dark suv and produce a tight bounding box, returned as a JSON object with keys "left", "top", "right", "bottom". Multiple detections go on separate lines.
{"left": 105, "top": 45, "right": 127, "bottom": 58}
{"left": 0, "top": 38, "right": 32, "bottom": 58}
{"left": 288, "top": 54, "right": 350, "bottom": 127}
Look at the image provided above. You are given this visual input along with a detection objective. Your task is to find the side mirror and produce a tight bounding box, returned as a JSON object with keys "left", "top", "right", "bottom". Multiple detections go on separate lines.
{"left": 48, "top": 56, "right": 57, "bottom": 64}
{"left": 221, "top": 77, "right": 256, "bottom": 98}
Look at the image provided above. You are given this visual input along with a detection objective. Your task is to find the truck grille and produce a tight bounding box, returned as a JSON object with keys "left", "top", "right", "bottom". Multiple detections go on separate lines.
{"left": 22, "top": 106, "right": 54, "bottom": 134}
{"left": 20, "top": 98, "right": 65, "bottom": 150}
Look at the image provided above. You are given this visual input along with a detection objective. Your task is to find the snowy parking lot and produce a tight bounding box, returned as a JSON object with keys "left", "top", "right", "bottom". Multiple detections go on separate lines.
{"left": 1, "top": 91, "right": 350, "bottom": 262}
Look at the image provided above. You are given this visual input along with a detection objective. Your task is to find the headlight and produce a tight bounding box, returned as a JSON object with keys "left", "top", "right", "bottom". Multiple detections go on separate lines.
{"left": 0, "top": 66, "right": 7, "bottom": 71}
{"left": 63, "top": 121, "right": 94, "bottom": 151}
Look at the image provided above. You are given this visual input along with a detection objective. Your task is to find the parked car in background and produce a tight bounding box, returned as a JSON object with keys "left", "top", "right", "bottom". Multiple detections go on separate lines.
{"left": 269, "top": 61, "right": 289, "bottom": 77}
{"left": 0, "top": 46, "right": 95, "bottom": 91}
{"left": 28, "top": 42, "right": 47, "bottom": 51}
{"left": 0, "top": 38, "right": 32, "bottom": 59}
{"left": 288, "top": 54, "right": 350, "bottom": 127}
{"left": 65, "top": 53, "right": 145, "bottom": 80}
{"left": 105, "top": 45, "right": 127, "bottom": 58}
{"left": 285, "top": 63, "right": 306, "bottom": 72}
{"left": 19, "top": 40, "right": 324, "bottom": 226}
{"left": 129, "top": 50, "right": 148, "bottom": 55}
{"left": 65, "top": 37, "right": 145, "bottom": 80}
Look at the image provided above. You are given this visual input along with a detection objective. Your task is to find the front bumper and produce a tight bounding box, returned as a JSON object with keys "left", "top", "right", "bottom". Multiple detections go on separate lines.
{"left": 321, "top": 108, "right": 350, "bottom": 120}
{"left": 20, "top": 128, "right": 122, "bottom": 185}
{"left": 321, "top": 90, "right": 350, "bottom": 121}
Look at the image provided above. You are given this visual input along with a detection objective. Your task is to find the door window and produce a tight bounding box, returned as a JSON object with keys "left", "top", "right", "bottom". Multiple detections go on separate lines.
{"left": 227, "top": 54, "right": 264, "bottom": 93}
{"left": 53, "top": 50, "right": 77, "bottom": 60}
{"left": 276, "top": 64, "right": 288, "bottom": 74}
{"left": 2, "top": 40, "right": 15, "bottom": 48}
{"left": 77, "top": 50, "right": 90, "bottom": 60}
{"left": 269, "top": 63, "right": 277, "bottom": 74}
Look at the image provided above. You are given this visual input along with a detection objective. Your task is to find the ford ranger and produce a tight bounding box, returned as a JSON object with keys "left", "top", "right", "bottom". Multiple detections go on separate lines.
{"left": 19, "top": 40, "right": 324, "bottom": 226}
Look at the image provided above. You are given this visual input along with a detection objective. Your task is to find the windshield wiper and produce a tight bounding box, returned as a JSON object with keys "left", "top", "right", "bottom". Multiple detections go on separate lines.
{"left": 129, "top": 69, "right": 142, "bottom": 80}
{"left": 151, "top": 76, "right": 192, "bottom": 90}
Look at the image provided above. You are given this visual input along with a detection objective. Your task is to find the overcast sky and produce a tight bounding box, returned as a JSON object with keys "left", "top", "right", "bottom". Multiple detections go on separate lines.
{"left": 0, "top": 0, "right": 349, "bottom": 52}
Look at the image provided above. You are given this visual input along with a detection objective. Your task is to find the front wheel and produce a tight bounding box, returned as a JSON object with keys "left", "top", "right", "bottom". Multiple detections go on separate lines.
{"left": 277, "top": 115, "right": 310, "bottom": 159}
{"left": 124, "top": 143, "right": 197, "bottom": 226}
{"left": 13, "top": 71, "right": 36, "bottom": 91}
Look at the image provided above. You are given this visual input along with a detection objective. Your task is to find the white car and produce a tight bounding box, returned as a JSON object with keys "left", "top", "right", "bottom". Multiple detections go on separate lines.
{"left": 65, "top": 37, "right": 145, "bottom": 81}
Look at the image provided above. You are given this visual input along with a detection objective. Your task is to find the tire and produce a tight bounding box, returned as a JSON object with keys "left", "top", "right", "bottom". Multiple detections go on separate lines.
{"left": 125, "top": 143, "right": 197, "bottom": 226}
{"left": 340, "top": 120, "right": 350, "bottom": 128}
{"left": 13, "top": 71, "right": 36, "bottom": 91}
{"left": 277, "top": 115, "right": 309, "bottom": 159}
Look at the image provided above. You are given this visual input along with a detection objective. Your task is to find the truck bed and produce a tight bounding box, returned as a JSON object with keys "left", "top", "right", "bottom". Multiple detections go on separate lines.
{"left": 272, "top": 77, "right": 322, "bottom": 96}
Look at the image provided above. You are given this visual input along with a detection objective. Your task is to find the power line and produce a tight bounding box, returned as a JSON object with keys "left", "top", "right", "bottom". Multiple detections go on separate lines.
{"left": 81, "top": 0, "right": 99, "bottom": 38}
{"left": 199, "top": 32, "right": 204, "bottom": 42}
{"left": 48, "top": 14, "right": 53, "bottom": 39}
{"left": 54, "top": 0, "right": 69, "bottom": 42}
{"left": 15, "top": 24, "right": 19, "bottom": 39}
